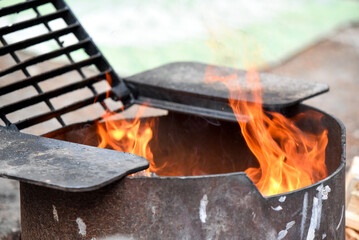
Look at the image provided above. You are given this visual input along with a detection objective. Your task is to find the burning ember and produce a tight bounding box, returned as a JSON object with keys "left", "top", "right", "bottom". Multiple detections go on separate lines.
{"left": 96, "top": 68, "right": 328, "bottom": 196}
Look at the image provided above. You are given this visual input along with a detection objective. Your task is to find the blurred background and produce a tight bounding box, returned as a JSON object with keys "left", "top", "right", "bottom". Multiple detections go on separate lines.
{"left": 1, "top": 0, "right": 359, "bottom": 239}
{"left": 49, "top": 0, "right": 359, "bottom": 74}
{"left": 1, "top": 0, "right": 359, "bottom": 75}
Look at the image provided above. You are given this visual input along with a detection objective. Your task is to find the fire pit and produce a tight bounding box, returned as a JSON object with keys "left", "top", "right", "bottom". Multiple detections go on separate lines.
{"left": 0, "top": 0, "right": 345, "bottom": 239}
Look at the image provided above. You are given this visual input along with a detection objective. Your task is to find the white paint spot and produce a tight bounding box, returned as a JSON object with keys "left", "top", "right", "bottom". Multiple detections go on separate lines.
{"left": 199, "top": 194, "right": 208, "bottom": 223}
{"left": 306, "top": 184, "right": 331, "bottom": 240}
{"left": 277, "top": 230, "right": 287, "bottom": 240}
{"left": 76, "top": 217, "right": 87, "bottom": 237}
{"left": 316, "top": 191, "right": 323, "bottom": 230}
{"left": 96, "top": 235, "right": 135, "bottom": 240}
{"left": 322, "top": 233, "right": 327, "bottom": 239}
{"left": 271, "top": 206, "right": 283, "bottom": 211}
{"left": 52, "top": 205, "right": 59, "bottom": 222}
{"left": 306, "top": 197, "right": 318, "bottom": 240}
{"left": 277, "top": 221, "right": 295, "bottom": 240}
{"left": 300, "top": 192, "right": 308, "bottom": 240}
{"left": 316, "top": 185, "right": 331, "bottom": 200}
{"left": 279, "top": 196, "right": 286, "bottom": 202}
{"left": 336, "top": 205, "right": 344, "bottom": 230}
{"left": 286, "top": 221, "right": 295, "bottom": 229}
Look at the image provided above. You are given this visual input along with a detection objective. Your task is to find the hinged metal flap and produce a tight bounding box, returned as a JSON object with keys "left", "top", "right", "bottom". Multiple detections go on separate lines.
{"left": 125, "top": 62, "right": 329, "bottom": 120}
{"left": 0, "top": 127, "right": 148, "bottom": 192}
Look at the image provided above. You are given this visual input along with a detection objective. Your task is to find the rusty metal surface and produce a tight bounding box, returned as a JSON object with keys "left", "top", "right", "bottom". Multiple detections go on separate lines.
{"left": 125, "top": 62, "right": 329, "bottom": 119}
{"left": 0, "top": 179, "right": 20, "bottom": 240}
{"left": 0, "top": 127, "right": 148, "bottom": 192}
{"left": 20, "top": 106, "right": 345, "bottom": 240}
{"left": 20, "top": 167, "right": 345, "bottom": 240}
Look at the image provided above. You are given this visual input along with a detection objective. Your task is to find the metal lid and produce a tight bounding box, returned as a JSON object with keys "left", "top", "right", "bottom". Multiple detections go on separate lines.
{"left": 0, "top": 127, "right": 148, "bottom": 192}
{"left": 125, "top": 62, "right": 329, "bottom": 120}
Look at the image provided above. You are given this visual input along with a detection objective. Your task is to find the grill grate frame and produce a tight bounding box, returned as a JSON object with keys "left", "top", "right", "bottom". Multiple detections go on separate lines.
{"left": 0, "top": 0, "right": 132, "bottom": 134}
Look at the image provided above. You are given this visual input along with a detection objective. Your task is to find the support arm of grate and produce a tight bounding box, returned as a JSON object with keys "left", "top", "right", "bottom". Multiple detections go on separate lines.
{"left": 0, "top": 113, "right": 11, "bottom": 127}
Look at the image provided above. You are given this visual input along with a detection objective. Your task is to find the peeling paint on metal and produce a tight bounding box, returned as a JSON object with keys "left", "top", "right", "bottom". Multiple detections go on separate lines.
{"left": 277, "top": 221, "right": 295, "bottom": 240}
{"left": 271, "top": 206, "right": 283, "bottom": 211}
{"left": 336, "top": 205, "right": 344, "bottom": 230}
{"left": 316, "top": 187, "right": 323, "bottom": 230}
{"left": 307, "top": 197, "right": 318, "bottom": 240}
{"left": 300, "top": 192, "right": 308, "bottom": 240}
{"left": 279, "top": 196, "right": 286, "bottom": 202}
{"left": 306, "top": 184, "right": 331, "bottom": 240}
{"left": 52, "top": 204, "right": 59, "bottom": 222}
{"left": 287, "top": 221, "right": 295, "bottom": 229}
{"left": 97, "top": 235, "right": 135, "bottom": 240}
{"left": 317, "top": 185, "right": 331, "bottom": 200}
{"left": 277, "top": 230, "right": 287, "bottom": 239}
{"left": 199, "top": 194, "right": 208, "bottom": 223}
{"left": 151, "top": 206, "right": 156, "bottom": 216}
{"left": 76, "top": 217, "right": 86, "bottom": 237}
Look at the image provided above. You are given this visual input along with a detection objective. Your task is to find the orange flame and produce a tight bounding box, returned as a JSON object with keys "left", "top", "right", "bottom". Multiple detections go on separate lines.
{"left": 204, "top": 66, "right": 328, "bottom": 196}
{"left": 96, "top": 107, "right": 156, "bottom": 176}
{"left": 96, "top": 66, "right": 328, "bottom": 196}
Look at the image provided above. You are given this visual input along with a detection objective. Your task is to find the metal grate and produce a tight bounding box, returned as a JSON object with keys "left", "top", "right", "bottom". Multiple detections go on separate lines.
{"left": 0, "top": 0, "right": 132, "bottom": 135}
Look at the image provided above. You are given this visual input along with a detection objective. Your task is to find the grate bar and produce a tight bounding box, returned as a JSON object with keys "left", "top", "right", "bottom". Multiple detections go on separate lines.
{"left": 0, "top": 0, "right": 133, "bottom": 132}
{"left": 0, "top": 72, "right": 107, "bottom": 115}
{"left": 0, "top": 39, "right": 90, "bottom": 77}
{"left": 0, "top": 8, "right": 69, "bottom": 36}
{"left": 0, "top": 23, "right": 79, "bottom": 56}
{"left": 15, "top": 92, "right": 108, "bottom": 130}
{"left": 31, "top": 5, "right": 109, "bottom": 112}
{"left": 0, "top": 34, "right": 66, "bottom": 128}
{"left": 31, "top": 5, "right": 107, "bottom": 116}
{"left": 0, "top": 54, "right": 102, "bottom": 96}
{"left": 0, "top": 0, "right": 50, "bottom": 18}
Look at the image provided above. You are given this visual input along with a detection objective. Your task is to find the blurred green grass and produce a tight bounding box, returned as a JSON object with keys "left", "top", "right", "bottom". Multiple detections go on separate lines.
{"left": 2, "top": 0, "right": 358, "bottom": 76}
{"left": 91, "top": 1, "right": 359, "bottom": 75}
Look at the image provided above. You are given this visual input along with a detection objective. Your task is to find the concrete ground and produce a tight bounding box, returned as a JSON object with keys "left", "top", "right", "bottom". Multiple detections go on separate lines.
{"left": 0, "top": 25, "right": 358, "bottom": 238}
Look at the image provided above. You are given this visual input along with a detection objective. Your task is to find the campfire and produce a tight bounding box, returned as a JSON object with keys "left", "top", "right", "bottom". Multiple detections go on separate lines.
{"left": 0, "top": 0, "right": 346, "bottom": 239}
{"left": 95, "top": 66, "right": 328, "bottom": 196}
